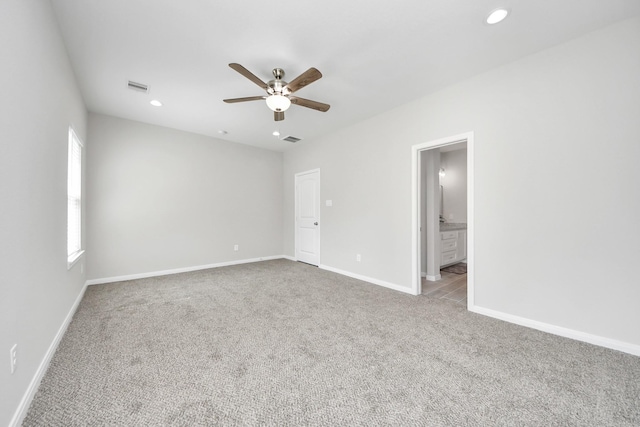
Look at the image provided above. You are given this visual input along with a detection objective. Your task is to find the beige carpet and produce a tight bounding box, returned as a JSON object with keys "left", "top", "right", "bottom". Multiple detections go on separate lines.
{"left": 23, "top": 259, "right": 640, "bottom": 426}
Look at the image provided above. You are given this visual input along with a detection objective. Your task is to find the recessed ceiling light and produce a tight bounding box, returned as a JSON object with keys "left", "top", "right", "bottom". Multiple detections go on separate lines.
{"left": 486, "top": 8, "right": 509, "bottom": 25}
{"left": 150, "top": 100, "right": 163, "bottom": 107}
{"left": 272, "top": 130, "right": 280, "bottom": 136}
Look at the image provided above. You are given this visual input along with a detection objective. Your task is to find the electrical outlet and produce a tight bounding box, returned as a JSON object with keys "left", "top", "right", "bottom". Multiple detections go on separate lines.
{"left": 9, "top": 344, "right": 17, "bottom": 374}
{"left": 234, "top": 244, "right": 239, "bottom": 251}
{"left": 356, "top": 254, "right": 361, "bottom": 262}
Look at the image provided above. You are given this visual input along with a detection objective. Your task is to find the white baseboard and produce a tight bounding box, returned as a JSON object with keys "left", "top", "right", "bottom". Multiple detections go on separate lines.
{"left": 469, "top": 304, "right": 640, "bottom": 357}
{"left": 86, "top": 255, "right": 286, "bottom": 285}
{"left": 425, "top": 274, "right": 441, "bottom": 281}
{"left": 282, "top": 255, "right": 296, "bottom": 262}
{"left": 9, "top": 282, "right": 88, "bottom": 427}
{"left": 319, "top": 264, "right": 414, "bottom": 295}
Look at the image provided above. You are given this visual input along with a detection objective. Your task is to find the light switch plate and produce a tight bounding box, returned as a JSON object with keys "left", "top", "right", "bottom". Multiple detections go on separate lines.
{"left": 326, "top": 200, "right": 333, "bottom": 206}
{"left": 9, "top": 344, "right": 17, "bottom": 374}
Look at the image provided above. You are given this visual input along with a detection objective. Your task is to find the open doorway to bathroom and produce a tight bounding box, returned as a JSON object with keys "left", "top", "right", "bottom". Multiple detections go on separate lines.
{"left": 422, "top": 143, "right": 468, "bottom": 303}
{"left": 411, "top": 132, "right": 474, "bottom": 309}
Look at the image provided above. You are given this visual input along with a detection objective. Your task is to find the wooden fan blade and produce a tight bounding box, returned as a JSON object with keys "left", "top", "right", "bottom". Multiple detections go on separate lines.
{"left": 290, "top": 96, "right": 330, "bottom": 112}
{"left": 285, "top": 68, "right": 322, "bottom": 93}
{"left": 223, "top": 96, "right": 266, "bottom": 103}
{"left": 274, "top": 111, "right": 284, "bottom": 121}
{"left": 229, "top": 63, "right": 267, "bottom": 89}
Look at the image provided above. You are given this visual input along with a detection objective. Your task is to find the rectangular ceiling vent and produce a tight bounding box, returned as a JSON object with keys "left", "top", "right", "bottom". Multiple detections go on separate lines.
{"left": 281, "top": 135, "right": 302, "bottom": 143}
{"left": 127, "top": 80, "right": 149, "bottom": 93}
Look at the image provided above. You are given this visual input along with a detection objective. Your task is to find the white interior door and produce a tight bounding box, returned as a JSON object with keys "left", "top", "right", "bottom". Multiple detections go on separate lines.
{"left": 295, "top": 170, "right": 320, "bottom": 266}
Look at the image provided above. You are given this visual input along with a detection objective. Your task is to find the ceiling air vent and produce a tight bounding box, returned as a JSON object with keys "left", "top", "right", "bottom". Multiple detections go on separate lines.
{"left": 281, "top": 135, "right": 302, "bottom": 143}
{"left": 127, "top": 80, "right": 149, "bottom": 93}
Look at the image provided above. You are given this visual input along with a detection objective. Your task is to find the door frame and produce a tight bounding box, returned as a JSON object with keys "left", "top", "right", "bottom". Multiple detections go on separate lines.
{"left": 411, "top": 132, "right": 474, "bottom": 309}
{"left": 294, "top": 168, "right": 321, "bottom": 265}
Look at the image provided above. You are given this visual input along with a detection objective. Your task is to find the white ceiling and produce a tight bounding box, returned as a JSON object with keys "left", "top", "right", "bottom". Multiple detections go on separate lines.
{"left": 50, "top": 0, "right": 640, "bottom": 152}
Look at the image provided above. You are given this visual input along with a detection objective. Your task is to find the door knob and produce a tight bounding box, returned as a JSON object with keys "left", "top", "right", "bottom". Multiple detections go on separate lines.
{"left": 314, "top": 222, "right": 318, "bottom": 225}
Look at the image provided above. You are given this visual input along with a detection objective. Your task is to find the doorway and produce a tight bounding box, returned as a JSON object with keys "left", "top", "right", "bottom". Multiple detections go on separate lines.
{"left": 295, "top": 169, "right": 321, "bottom": 266}
{"left": 411, "top": 132, "right": 474, "bottom": 308}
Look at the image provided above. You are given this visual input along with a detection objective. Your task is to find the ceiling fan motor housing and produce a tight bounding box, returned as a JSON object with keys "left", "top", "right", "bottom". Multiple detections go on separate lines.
{"left": 267, "top": 68, "right": 289, "bottom": 96}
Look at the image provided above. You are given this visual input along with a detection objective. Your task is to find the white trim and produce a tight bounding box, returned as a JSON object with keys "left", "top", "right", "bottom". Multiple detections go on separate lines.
{"left": 411, "top": 132, "right": 474, "bottom": 300}
{"left": 466, "top": 136, "right": 475, "bottom": 309}
{"left": 425, "top": 274, "right": 442, "bottom": 282}
{"left": 470, "top": 305, "right": 640, "bottom": 357}
{"left": 282, "top": 255, "right": 296, "bottom": 262}
{"left": 411, "top": 144, "right": 420, "bottom": 295}
{"left": 319, "top": 264, "right": 414, "bottom": 295}
{"left": 67, "top": 249, "right": 84, "bottom": 270}
{"left": 86, "top": 256, "right": 285, "bottom": 285}
{"left": 9, "top": 282, "right": 88, "bottom": 427}
{"left": 294, "top": 168, "right": 321, "bottom": 267}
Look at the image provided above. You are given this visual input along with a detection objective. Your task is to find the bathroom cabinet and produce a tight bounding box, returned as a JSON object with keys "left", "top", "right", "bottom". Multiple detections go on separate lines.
{"left": 440, "top": 229, "right": 467, "bottom": 267}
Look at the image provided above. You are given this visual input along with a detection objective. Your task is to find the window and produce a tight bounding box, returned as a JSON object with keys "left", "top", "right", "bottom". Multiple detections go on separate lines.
{"left": 67, "top": 127, "right": 84, "bottom": 267}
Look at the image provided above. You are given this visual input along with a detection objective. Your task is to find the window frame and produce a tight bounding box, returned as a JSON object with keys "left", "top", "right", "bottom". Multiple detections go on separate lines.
{"left": 67, "top": 126, "right": 84, "bottom": 269}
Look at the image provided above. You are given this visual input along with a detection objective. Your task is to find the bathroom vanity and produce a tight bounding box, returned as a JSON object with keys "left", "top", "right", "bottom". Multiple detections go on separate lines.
{"left": 439, "top": 223, "right": 467, "bottom": 267}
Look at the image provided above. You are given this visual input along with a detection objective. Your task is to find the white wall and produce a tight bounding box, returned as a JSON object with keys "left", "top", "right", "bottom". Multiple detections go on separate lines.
{"left": 421, "top": 150, "right": 442, "bottom": 278}
{"left": 441, "top": 149, "right": 467, "bottom": 223}
{"left": 86, "top": 114, "right": 283, "bottom": 280}
{"left": 0, "top": 1, "right": 88, "bottom": 425}
{"left": 284, "top": 17, "right": 640, "bottom": 348}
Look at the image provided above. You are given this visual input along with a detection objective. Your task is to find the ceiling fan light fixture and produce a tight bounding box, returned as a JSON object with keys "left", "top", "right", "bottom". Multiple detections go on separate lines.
{"left": 486, "top": 8, "right": 509, "bottom": 24}
{"left": 224, "top": 64, "right": 329, "bottom": 121}
{"left": 266, "top": 94, "right": 291, "bottom": 112}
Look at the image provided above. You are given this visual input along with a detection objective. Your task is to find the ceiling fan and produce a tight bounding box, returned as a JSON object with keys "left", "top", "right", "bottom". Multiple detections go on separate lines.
{"left": 223, "top": 63, "right": 330, "bottom": 121}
